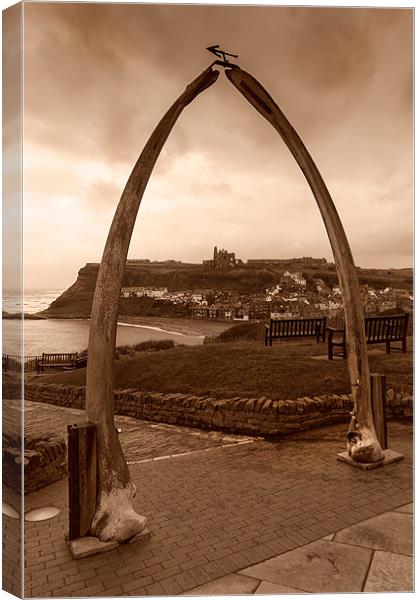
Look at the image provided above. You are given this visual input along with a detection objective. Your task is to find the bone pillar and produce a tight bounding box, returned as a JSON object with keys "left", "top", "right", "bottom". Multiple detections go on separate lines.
{"left": 85, "top": 66, "right": 219, "bottom": 542}
{"left": 226, "top": 67, "right": 383, "bottom": 464}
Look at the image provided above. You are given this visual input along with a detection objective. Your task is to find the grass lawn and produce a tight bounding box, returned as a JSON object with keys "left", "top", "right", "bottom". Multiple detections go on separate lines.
{"left": 36, "top": 337, "right": 413, "bottom": 401}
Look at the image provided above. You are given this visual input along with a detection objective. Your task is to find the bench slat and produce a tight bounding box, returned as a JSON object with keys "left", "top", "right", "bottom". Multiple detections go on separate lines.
{"left": 265, "top": 317, "right": 326, "bottom": 346}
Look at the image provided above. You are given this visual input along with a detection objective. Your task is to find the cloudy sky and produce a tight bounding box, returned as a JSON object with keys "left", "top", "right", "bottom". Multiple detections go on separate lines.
{"left": 8, "top": 3, "right": 415, "bottom": 289}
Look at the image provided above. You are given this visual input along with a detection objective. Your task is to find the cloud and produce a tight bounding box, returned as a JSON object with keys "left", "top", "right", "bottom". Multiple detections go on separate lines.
{"left": 14, "top": 4, "right": 413, "bottom": 288}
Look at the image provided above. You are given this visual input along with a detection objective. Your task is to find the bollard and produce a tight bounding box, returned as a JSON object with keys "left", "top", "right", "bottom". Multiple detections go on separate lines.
{"left": 67, "top": 423, "right": 97, "bottom": 540}
{"left": 370, "top": 373, "right": 387, "bottom": 450}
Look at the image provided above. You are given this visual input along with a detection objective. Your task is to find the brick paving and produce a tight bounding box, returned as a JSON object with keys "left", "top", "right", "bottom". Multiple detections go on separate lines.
{"left": 2, "top": 487, "right": 22, "bottom": 597}
{"left": 3, "top": 401, "right": 413, "bottom": 597}
{"left": 17, "top": 400, "right": 256, "bottom": 463}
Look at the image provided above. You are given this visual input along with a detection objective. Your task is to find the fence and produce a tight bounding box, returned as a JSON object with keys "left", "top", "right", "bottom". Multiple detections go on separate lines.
{"left": 2, "top": 354, "right": 40, "bottom": 373}
{"left": 3, "top": 353, "right": 89, "bottom": 374}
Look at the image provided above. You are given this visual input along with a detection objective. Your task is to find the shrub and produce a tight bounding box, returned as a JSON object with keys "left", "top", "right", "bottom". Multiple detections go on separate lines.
{"left": 133, "top": 339, "right": 177, "bottom": 353}
{"left": 115, "top": 345, "right": 136, "bottom": 359}
{"left": 78, "top": 340, "right": 178, "bottom": 361}
{"left": 211, "top": 322, "right": 263, "bottom": 343}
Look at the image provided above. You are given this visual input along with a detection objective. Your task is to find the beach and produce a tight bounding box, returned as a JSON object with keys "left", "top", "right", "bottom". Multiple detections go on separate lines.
{"left": 2, "top": 315, "right": 232, "bottom": 356}
{"left": 116, "top": 315, "right": 231, "bottom": 338}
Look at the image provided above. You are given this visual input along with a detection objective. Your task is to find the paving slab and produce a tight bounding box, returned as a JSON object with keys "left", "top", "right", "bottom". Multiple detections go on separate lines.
{"left": 239, "top": 539, "right": 372, "bottom": 593}
{"left": 67, "top": 536, "right": 119, "bottom": 560}
{"left": 254, "top": 581, "right": 305, "bottom": 594}
{"left": 337, "top": 448, "right": 404, "bottom": 470}
{"left": 364, "top": 551, "right": 413, "bottom": 592}
{"left": 334, "top": 510, "right": 413, "bottom": 556}
{"left": 67, "top": 526, "right": 152, "bottom": 559}
{"left": 182, "top": 573, "right": 260, "bottom": 595}
{"left": 393, "top": 502, "right": 413, "bottom": 514}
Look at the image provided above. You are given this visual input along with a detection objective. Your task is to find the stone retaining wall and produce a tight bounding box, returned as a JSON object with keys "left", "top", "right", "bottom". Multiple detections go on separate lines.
{"left": 24, "top": 384, "right": 413, "bottom": 437}
{"left": 3, "top": 432, "right": 67, "bottom": 494}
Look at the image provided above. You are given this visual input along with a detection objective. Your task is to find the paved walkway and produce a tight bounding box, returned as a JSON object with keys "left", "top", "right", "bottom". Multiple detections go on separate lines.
{"left": 3, "top": 401, "right": 413, "bottom": 596}
{"left": 183, "top": 504, "right": 413, "bottom": 594}
{"left": 20, "top": 400, "right": 257, "bottom": 463}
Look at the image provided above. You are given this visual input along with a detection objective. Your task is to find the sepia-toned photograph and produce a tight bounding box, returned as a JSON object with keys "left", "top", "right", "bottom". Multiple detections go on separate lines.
{"left": 2, "top": 1, "right": 413, "bottom": 597}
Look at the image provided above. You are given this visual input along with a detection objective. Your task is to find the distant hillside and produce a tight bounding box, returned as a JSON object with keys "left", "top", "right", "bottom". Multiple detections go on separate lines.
{"left": 41, "top": 259, "right": 413, "bottom": 319}
{"left": 303, "top": 265, "right": 413, "bottom": 291}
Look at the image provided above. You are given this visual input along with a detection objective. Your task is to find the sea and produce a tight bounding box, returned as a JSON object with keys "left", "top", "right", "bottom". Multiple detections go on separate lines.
{"left": 2, "top": 290, "right": 205, "bottom": 356}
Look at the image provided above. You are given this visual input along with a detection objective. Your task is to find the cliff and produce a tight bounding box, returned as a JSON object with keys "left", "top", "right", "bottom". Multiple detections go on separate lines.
{"left": 42, "top": 261, "right": 277, "bottom": 318}
{"left": 41, "top": 260, "right": 413, "bottom": 319}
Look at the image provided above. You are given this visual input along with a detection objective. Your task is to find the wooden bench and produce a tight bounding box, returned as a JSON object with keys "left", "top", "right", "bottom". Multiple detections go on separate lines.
{"left": 36, "top": 353, "right": 84, "bottom": 373}
{"left": 327, "top": 313, "right": 409, "bottom": 360}
{"left": 264, "top": 317, "right": 327, "bottom": 346}
{"left": 74, "top": 355, "right": 88, "bottom": 369}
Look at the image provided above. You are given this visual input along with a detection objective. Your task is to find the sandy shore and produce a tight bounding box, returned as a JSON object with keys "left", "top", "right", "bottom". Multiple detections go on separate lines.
{"left": 117, "top": 315, "right": 232, "bottom": 337}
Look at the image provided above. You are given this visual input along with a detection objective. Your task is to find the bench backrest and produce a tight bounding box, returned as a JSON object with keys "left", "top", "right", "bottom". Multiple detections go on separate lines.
{"left": 270, "top": 317, "right": 326, "bottom": 338}
{"left": 364, "top": 314, "right": 409, "bottom": 342}
{"left": 41, "top": 352, "right": 78, "bottom": 363}
{"left": 75, "top": 355, "right": 88, "bottom": 369}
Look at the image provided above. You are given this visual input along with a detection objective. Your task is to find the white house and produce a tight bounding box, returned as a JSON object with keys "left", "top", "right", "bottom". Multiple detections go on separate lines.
{"left": 283, "top": 271, "right": 306, "bottom": 287}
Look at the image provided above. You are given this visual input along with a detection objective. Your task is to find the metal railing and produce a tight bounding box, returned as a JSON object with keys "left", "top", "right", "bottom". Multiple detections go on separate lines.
{"left": 2, "top": 353, "right": 88, "bottom": 373}
{"left": 2, "top": 354, "right": 40, "bottom": 373}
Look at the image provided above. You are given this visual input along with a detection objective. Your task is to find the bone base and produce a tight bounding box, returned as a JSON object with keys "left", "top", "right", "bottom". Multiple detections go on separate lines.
{"left": 337, "top": 449, "right": 404, "bottom": 470}
{"left": 66, "top": 527, "right": 151, "bottom": 559}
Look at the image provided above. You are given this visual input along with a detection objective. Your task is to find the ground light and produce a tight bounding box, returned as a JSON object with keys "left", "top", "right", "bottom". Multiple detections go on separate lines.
{"left": 2, "top": 501, "right": 19, "bottom": 519}
{"left": 24, "top": 507, "right": 61, "bottom": 522}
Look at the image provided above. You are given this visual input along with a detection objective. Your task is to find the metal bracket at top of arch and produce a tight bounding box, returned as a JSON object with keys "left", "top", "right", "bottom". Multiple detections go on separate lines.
{"left": 206, "top": 44, "right": 240, "bottom": 69}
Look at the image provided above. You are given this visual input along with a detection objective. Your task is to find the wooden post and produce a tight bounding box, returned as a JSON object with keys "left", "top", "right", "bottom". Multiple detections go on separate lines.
{"left": 68, "top": 423, "right": 97, "bottom": 541}
{"left": 370, "top": 373, "right": 388, "bottom": 450}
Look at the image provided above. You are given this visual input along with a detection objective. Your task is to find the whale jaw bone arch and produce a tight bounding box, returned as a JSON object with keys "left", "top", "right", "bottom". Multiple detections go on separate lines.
{"left": 85, "top": 61, "right": 383, "bottom": 544}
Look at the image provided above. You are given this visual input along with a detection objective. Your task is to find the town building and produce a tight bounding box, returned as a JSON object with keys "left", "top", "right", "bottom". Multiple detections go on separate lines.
{"left": 120, "top": 286, "right": 167, "bottom": 299}
{"left": 281, "top": 271, "right": 307, "bottom": 287}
